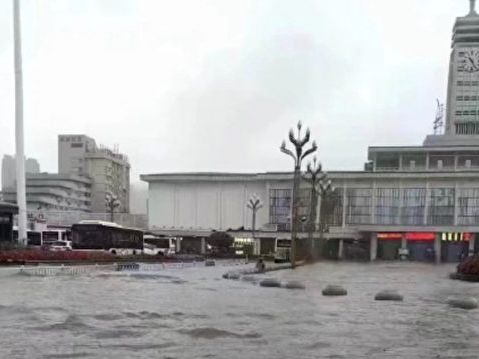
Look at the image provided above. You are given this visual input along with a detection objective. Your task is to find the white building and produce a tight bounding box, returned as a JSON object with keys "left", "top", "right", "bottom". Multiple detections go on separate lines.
{"left": 140, "top": 3, "right": 479, "bottom": 263}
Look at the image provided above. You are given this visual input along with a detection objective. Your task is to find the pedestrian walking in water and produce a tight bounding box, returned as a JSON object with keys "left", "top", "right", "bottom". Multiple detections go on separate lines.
{"left": 256, "top": 258, "right": 265, "bottom": 273}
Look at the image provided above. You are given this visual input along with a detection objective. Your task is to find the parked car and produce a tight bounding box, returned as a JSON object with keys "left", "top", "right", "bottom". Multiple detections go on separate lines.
{"left": 48, "top": 240, "right": 73, "bottom": 252}
{"left": 143, "top": 243, "right": 172, "bottom": 256}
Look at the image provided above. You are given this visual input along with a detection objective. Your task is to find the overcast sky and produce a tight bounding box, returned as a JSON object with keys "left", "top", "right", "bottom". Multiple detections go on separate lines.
{"left": 0, "top": 0, "right": 470, "bottom": 185}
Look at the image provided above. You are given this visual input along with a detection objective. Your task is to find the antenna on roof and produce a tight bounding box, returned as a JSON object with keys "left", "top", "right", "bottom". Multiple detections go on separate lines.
{"left": 433, "top": 99, "right": 444, "bottom": 135}
{"left": 470, "top": 0, "right": 477, "bottom": 15}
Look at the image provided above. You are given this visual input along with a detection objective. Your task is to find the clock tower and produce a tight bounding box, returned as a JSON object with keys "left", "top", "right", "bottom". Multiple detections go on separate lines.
{"left": 445, "top": 0, "right": 479, "bottom": 136}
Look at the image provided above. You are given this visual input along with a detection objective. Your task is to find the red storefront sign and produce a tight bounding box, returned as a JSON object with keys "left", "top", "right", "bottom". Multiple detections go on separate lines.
{"left": 405, "top": 232, "right": 435, "bottom": 241}
{"left": 378, "top": 233, "right": 402, "bottom": 240}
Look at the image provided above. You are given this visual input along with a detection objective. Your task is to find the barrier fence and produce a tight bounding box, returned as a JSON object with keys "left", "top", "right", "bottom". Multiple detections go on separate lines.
{"left": 17, "top": 259, "right": 249, "bottom": 276}
{"left": 18, "top": 264, "right": 117, "bottom": 276}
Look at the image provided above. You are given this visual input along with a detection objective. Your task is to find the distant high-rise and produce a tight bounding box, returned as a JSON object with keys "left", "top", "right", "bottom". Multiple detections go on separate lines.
{"left": 1, "top": 154, "right": 40, "bottom": 190}
{"left": 58, "top": 135, "right": 130, "bottom": 213}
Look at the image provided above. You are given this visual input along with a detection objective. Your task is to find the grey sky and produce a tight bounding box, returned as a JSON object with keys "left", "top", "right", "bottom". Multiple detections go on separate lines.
{"left": 0, "top": 0, "right": 468, "bottom": 184}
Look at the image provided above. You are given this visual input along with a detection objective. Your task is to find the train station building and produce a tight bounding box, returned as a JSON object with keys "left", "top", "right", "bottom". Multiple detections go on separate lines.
{"left": 141, "top": 3, "right": 479, "bottom": 263}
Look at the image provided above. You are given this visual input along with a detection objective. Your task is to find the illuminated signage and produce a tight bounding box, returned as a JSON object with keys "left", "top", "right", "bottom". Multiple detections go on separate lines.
{"left": 441, "top": 232, "right": 471, "bottom": 241}
{"left": 378, "top": 233, "right": 402, "bottom": 240}
{"left": 405, "top": 232, "right": 435, "bottom": 241}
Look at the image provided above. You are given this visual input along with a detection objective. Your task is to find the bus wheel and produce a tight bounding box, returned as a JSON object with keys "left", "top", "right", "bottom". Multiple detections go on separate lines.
{"left": 111, "top": 250, "right": 117, "bottom": 255}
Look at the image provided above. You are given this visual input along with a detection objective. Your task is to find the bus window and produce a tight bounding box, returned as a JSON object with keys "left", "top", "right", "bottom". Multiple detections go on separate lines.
{"left": 27, "top": 232, "right": 42, "bottom": 246}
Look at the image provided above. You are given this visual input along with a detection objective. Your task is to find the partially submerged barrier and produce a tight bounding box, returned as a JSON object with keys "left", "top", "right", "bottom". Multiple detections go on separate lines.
{"left": 18, "top": 264, "right": 117, "bottom": 276}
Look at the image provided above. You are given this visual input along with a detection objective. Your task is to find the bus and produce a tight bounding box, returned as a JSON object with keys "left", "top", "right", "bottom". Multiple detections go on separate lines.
{"left": 13, "top": 228, "right": 43, "bottom": 246}
{"left": 143, "top": 234, "right": 176, "bottom": 255}
{"left": 274, "top": 238, "right": 291, "bottom": 263}
{"left": 71, "top": 220, "right": 143, "bottom": 255}
{"left": 13, "top": 226, "right": 70, "bottom": 247}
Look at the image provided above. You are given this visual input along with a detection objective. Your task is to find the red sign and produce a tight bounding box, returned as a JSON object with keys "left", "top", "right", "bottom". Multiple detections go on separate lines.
{"left": 405, "top": 232, "right": 435, "bottom": 241}
{"left": 378, "top": 233, "right": 402, "bottom": 240}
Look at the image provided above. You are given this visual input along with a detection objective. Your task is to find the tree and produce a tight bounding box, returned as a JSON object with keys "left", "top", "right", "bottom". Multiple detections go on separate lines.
{"left": 105, "top": 192, "right": 120, "bottom": 222}
{"left": 207, "top": 232, "right": 234, "bottom": 254}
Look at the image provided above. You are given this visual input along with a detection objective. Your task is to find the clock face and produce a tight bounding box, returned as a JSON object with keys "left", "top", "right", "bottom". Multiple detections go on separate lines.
{"left": 462, "top": 48, "right": 479, "bottom": 73}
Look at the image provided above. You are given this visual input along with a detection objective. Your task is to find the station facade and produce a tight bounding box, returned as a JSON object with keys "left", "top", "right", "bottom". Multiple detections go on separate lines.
{"left": 141, "top": 3, "right": 479, "bottom": 263}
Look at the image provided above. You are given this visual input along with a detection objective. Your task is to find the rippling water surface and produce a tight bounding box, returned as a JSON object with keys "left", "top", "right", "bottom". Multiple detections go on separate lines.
{"left": 1, "top": 261, "right": 478, "bottom": 359}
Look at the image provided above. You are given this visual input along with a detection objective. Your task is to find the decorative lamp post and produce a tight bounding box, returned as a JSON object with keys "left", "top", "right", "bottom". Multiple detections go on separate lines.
{"left": 247, "top": 194, "right": 263, "bottom": 256}
{"left": 317, "top": 174, "right": 334, "bottom": 257}
{"left": 303, "top": 156, "right": 326, "bottom": 259}
{"left": 105, "top": 193, "right": 121, "bottom": 223}
{"left": 280, "top": 121, "right": 317, "bottom": 268}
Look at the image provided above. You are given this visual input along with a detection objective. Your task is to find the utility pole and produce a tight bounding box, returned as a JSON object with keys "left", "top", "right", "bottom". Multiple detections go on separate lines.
{"left": 13, "top": 0, "right": 27, "bottom": 245}
{"left": 280, "top": 121, "right": 317, "bottom": 268}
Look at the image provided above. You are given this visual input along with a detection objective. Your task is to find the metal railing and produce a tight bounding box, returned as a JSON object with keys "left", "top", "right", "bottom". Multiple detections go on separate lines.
{"left": 18, "top": 263, "right": 117, "bottom": 276}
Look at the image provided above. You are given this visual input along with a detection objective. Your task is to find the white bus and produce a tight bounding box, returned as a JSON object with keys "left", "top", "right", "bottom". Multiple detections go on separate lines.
{"left": 13, "top": 227, "right": 70, "bottom": 247}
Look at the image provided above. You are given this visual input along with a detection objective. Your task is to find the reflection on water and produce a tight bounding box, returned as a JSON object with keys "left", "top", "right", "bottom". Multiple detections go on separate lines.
{"left": 0, "top": 262, "right": 478, "bottom": 358}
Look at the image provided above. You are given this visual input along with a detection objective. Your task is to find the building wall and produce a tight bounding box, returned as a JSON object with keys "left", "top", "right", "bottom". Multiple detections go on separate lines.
{"left": 58, "top": 135, "right": 96, "bottom": 174}
{"left": 2, "top": 174, "right": 91, "bottom": 212}
{"left": 148, "top": 181, "right": 268, "bottom": 231}
{"left": 58, "top": 135, "right": 130, "bottom": 213}
{"left": 144, "top": 172, "right": 479, "bottom": 233}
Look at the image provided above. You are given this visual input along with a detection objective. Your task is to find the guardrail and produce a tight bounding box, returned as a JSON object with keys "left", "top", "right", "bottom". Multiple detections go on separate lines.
{"left": 18, "top": 264, "right": 117, "bottom": 276}
{"left": 17, "top": 259, "right": 249, "bottom": 276}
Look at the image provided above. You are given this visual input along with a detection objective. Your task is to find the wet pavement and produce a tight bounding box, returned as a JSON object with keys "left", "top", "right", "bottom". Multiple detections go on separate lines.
{"left": 0, "top": 261, "right": 478, "bottom": 358}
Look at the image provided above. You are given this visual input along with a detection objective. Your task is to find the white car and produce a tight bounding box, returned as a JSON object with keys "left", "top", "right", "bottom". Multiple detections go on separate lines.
{"left": 143, "top": 243, "right": 172, "bottom": 256}
{"left": 49, "top": 240, "right": 73, "bottom": 252}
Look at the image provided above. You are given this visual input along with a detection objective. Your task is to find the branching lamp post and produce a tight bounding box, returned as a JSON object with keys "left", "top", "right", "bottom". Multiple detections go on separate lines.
{"left": 105, "top": 193, "right": 121, "bottom": 223}
{"left": 247, "top": 194, "right": 263, "bottom": 256}
{"left": 280, "top": 121, "right": 317, "bottom": 268}
{"left": 303, "top": 156, "right": 326, "bottom": 260}
{"left": 317, "top": 174, "right": 334, "bottom": 258}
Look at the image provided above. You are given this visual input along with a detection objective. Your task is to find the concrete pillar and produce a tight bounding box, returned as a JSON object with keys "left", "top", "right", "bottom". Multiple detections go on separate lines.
{"left": 370, "top": 233, "right": 378, "bottom": 261}
{"left": 401, "top": 233, "right": 407, "bottom": 249}
{"left": 176, "top": 237, "right": 182, "bottom": 253}
{"left": 342, "top": 182, "right": 348, "bottom": 228}
{"left": 255, "top": 238, "right": 261, "bottom": 256}
{"left": 338, "top": 239, "right": 344, "bottom": 260}
{"left": 469, "top": 236, "right": 475, "bottom": 256}
{"left": 201, "top": 237, "right": 206, "bottom": 254}
{"left": 434, "top": 234, "right": 441, "bottom": 264}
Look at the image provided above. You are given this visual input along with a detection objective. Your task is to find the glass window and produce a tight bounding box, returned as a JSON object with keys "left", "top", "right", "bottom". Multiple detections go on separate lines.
{"left": 375, "top": 188, "right": 400, "bottom": 225}
{"left": 401, "top": 188, "right": 426, "bottom": 225}
{"left": 428, "top": 188, "right": 455, "bottom": 225}
{"left": 346, "top": 188, "right": 372, "bottom": 224}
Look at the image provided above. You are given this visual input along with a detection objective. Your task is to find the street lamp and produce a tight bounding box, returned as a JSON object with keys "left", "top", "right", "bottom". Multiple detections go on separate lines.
{"left": 303, "top": 156, "right": 326, "bottom": 260}
{"left": 105, "top": 193, "right": 121, "bottom": 223}
{"left": 247, "top": 194, "right": 263, "bottom": 240}
{"left": 317, "top": 174, "right": 334, "bottom": 257}
{"left": 280, "top": 121, "right": 317, "bottom": 268}
{"left": 247, "top": 194, "right": 263, "bottom": 257}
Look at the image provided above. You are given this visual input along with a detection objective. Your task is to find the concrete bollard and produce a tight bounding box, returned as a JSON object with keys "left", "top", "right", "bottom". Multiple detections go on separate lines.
{"left": 322, "top": 285, "right": 347, "bottom": 296}
{"left": 283, "top": 281, "right": 306, "bottom": 290}
{"left": 259, "top": 278, "right": 281, "bottom": 288}
{"left": 448, "top": 297, "right": 478, "bottom": 310}
{"left": 374, "top": 290, "right": 403, "bottom": 301}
